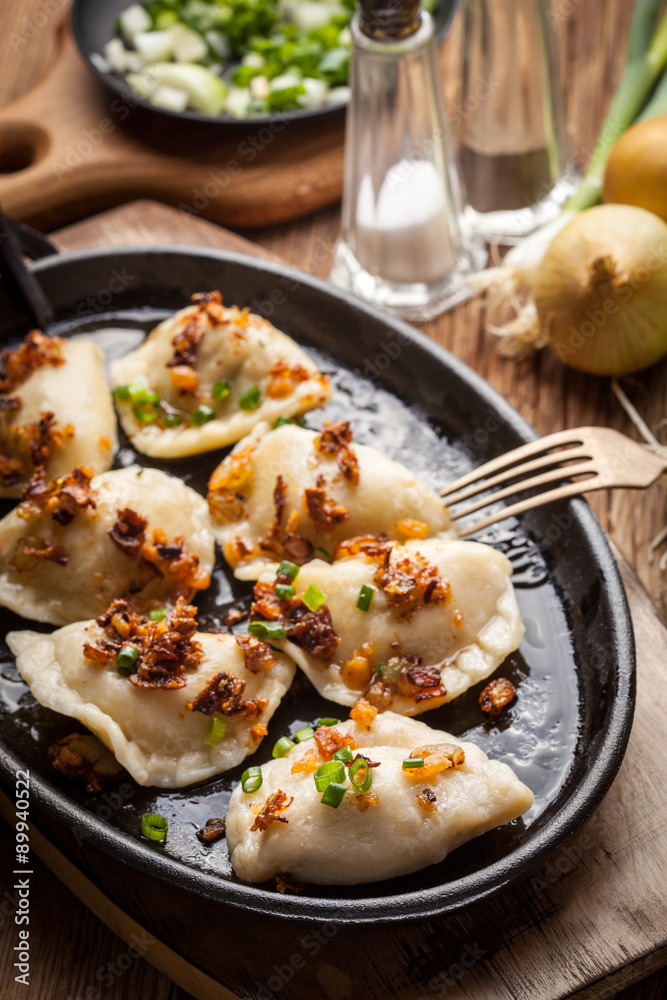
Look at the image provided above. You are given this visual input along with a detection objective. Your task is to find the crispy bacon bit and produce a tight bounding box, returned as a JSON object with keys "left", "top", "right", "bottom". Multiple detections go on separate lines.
{"left": 266, "top": 360, "right": 311, "bottom": 399}
{"left": 251, "top": 580, "right": 340, "bottom": 661}
{"left": 394, "top": 662, "right": 447, "bottom": 704}
{"left": 196, "top": 817, "right": 226, "bottom": 845}
{"left": 208, "top": 443, "right": 256, "bottom": 494}
{"left": 479, "top": 677, "right": 517, "bottom": 718}
{"left": 314, "top": 421, "right": 359, "bottom": 485}
{"left": 349, "top": 698, "right": 378, "bottom": 729}
{"left": 84, "top": 597, "right": 202, "bottom": 690}
{"left": 291, "top": 748, "right": 320, "bottom": 774}
{"left": 48, "top": 732, "right": 122, "bottom": 794}
{"left": 209, "top": 489, "right": 246, "bottom": 525}
{"left": 167, "top": 317, "right": 205, "bottom": 369}
{"left": 0, "top": 394, "right": 21, "bottom": 412}
{"left": 275, "top": 873, "right": 307, "bottom": 894}
{"left": 250, "top": 789, "right": 293, "bottom": 832}
{"left": 453, "top": 610, "right": 465, "bottom": 628}
{"left": 107, "top": 507, "right": 147, "bottom": 557}
{"left": 417, "top": 788, "right": 438, "bottom": 813}
{"left": 333, "top": 534, "right": 390, "bottom": 561}
{"left": 187, "top": 670, "right": 268, "bottom": 718}
{"left": 18, "top": 466, "right": 96, "bottom": 525}
{"left": 374, "top": 548, "right": 449, "bottom": 618}
{"left": 141, "top": 527, "right": 210, "bottom": 598}
{"left": 304, "top": 486, "right": 349, "bottom": 533}
{"left": 281, "top": 533, "right": 314, "bottom": 564}
{"left": 13, "top": 536, "right": 69, "bottom": 566}
{"left": 235, "top": 633, "right": 275, "bottom": 673}
{"left": 395, "top": 518, "right": 429, "bottom": 540}
{"left": 402, "top": 743, "right": 465, "bottom": 783}
{"left": 169, "top": 364, "right": 199, "bottom": 394}
{"left": 225, "top": 606, "right": 248, "bottom": 626}
{"left": 191, "top": 289, "right": 225, "bottom": 324}
{"left": 364, "top": 680, "right": 394, "bottom": 711}
{"left": 0, "top": 454, "right": 24, "bottom": 488}
{"left": 0, "top": 330, "right": 64, "bottom": 395}
{"left": 250, "top": 722, "right": 268, "bottom": 742}
{"left": 313, "top": 726, "right": 358, "bottom": 762}
{"left": 354, "top": 791, "right": 379, "bottom": 812}
{"left": 341, "top": 642, "right": 375, "bottom": 689}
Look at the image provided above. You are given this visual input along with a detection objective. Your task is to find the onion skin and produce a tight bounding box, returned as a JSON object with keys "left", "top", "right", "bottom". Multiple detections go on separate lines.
{"left": 603, "top": 117, "right": 667, "bottom": 222}
{"left": 534, "top": 204, "right": 667, "bottom": 376}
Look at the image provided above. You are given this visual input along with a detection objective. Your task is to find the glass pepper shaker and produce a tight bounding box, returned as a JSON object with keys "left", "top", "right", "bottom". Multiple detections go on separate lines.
{"left": 329, "top": 0, "right": 486, "bottom": 321}
{"left": 456, "top": 0, "right": 578, "bottom": 243}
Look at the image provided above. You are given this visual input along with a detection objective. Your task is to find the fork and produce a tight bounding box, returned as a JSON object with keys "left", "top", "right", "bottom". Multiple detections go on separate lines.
{"left": 440, "top": 426, "right": 667, "bottom": 537}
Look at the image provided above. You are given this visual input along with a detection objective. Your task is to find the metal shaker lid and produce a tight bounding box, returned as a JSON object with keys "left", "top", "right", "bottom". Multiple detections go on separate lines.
{"left": 358, "top": 0, "right": 422, "bottom": 40}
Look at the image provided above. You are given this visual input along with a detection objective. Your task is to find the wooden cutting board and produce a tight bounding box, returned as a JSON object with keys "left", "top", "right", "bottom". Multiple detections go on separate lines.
{"left": 2, "top": 201, "right": 667, "bottom": 1000}
{"left": 0, "top": 10, "right": 345, "bottom": 231}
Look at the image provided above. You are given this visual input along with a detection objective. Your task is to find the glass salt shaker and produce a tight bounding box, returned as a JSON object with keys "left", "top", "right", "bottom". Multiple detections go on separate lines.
{"left": 456, "top": 0, "right": 578, "bottom": 243}
{"left": 329, "top": 0, "right": 486, "bottom": 322}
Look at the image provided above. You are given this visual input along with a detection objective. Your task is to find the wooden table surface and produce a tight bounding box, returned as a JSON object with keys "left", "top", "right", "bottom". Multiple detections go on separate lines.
{"left": 0, "top": 1, "right": 666, "bottom": 999}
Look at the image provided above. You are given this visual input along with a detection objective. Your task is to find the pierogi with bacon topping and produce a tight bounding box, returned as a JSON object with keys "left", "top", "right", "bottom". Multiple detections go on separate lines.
{"left": 0, "top": 465, "right": 214, "bottom": 625}
{"left": 249, "top": 537, "right": 523, "bottom": 714}
{"left": 0, "top": 331, "right": 116, "bottom": 498}
{"left": 110, "top": 292, "right": 331, "bottom": 458}
{"left": 208, "top": 420, "right": 453, "bottom": 580}
{"left": 7, "top": 600, "right": 295, "bottom": 786}
{"left": 225, "top": 711, "right": 534, "bottom": 885}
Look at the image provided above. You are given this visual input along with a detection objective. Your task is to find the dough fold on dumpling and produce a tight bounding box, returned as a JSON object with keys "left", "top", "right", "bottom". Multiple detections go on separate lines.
{"left": 208, "top": 421, "right": 453, "bottom": 580}
{"left": 251, "top": 537, "right": 524, "bottom": 714}
{"left": 110, "top": 292, "right": 331, "bottom": 458}
{"left": 0, "top": 466, "right": 215, "bottom": 625}
{"left": 7, "top": 622, "right": 295, "bottom": 787}
{"left": 226, "top": 711, "right": 534, "bottom": 885}
{"left": 0, "top": 332, "right": 116, "bottom": 498}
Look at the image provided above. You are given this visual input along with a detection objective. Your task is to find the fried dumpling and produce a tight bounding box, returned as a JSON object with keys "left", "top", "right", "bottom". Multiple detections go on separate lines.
{"left": 208, "top": 420, "right": 453, "bottom": 580}
{"left": 110, "top": 292, "right": 331, "bottom": 458}
{"left": 7, "top": 601, "right": 295, "bottom": 787}
{"left": 0, "top": 466, "right": 215, "bottom": 626}
{"left": 0, "top": 331, "right": 116, "bottom": 498}
{"left": 250, "top": 537, "right": 524, "bottom": 714}
{"left": 226, "top": 710, "right": 534, "bottom": 885}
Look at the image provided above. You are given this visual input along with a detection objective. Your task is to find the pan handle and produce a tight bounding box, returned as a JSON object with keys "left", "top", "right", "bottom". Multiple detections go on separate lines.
{"left": 0, "top": 208, "right": 55, "bottom": 329}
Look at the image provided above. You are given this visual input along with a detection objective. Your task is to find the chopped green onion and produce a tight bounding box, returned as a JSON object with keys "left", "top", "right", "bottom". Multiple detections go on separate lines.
{"left": 274, "top": 415, "right": 297, "bottom": 428}
{"left": 248, "top": 620, "right": 287, "bottom": 641}
{"left": 316, "top": 717, "right": 339, "bottom": 728}
{"left": 213, "top": 379, "right": 231, "bottom": 400}
{"left": 149, "top": 606, "right": 168, "bottom": 622}
{"left": 192, "top": 404, "right": 216, "bottom": 426}
{"left": 375, "top": 663, "right": 386, "bottom": 677}
{"left": 133, "top": 394, "right": 161, "bottom": 424}
{"left": 314, "top": 760, "right": 345, "bottom": 792}
{"left": 204, "top": 715, "right": 227, "bottom": 747}
{"left": 402, "top": 757, "right": 425, "bottom": 769}
{"left": 136, "top": 468, "right": 144, "bottom": 477}
{"left": 116, "top": 644, "right": 139, "bottom": 676}
{"left": 294, "top": 726, "right": 315, "bottom": 743}
{"left": 302, "top": 584, "right": 326, "bottom": 612}
{"left": 356, "top": 584, "right": 374, "bottom": 612}
{"left": 141, "top": 813, "right": 168, "bottom": 842}
{"left": 163, "top": 413, "right": 182, "bottom": 427}
{"left": 348, "top": 755, "right": 373, "bottom": 794}
{"left": 320, "top": 781, "right": 347, "bottom": 808}
{"left": 241, "top": 765, "right": 263, "bottom": 793}
{"left": 273, "top": 736, "right": 295, "bottom": 758}
{"left": 112, "top": 384, "right": 133, "bottom": 400}
{"left": 239, "top": 385, "right": 261, "bottom": 410}
{"left": 277, "top": 560, "right": 299, "bottom": 581}
{"left": 275, "top": 582, "right": 296, "bottom": 601}
{"left": 333, "top": 746, "right": 353, "bottom": 764}
{"left": 314, "top": 547, "right": 332, "bottom": 563}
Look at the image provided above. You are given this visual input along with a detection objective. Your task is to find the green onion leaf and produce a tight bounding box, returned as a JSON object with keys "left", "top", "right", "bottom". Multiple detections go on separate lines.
{"left": 320, "top": 781, "right": 347, "bottom": 808}
{"left": 141, "top": 813, "right": 168, "bottom": 842}
{"left": 356, "top": 584, "right": 374, "bottom": 612}
{"left": 192, "top": 404, "right": 216, "bottom": 426}
{"left": 302, "top": 584, "right": 326, "bottom": 612}
{"left": 248, "top": 620, "right": 287, "bottom": 641}
{"left": 314, "top": 760, "right": 345, "bottom": 792}
{"left": 333, "top": 746, "right": 353, "bottom": 764}
{"left": 112, "top": 384, "right": 134, "bottom": 400}
{"left": 275, "top": 582, "right": 296, "bottom": 600}
{"left": 163, "top": 413, "right": 182, "bottom": 427}
{"left": 239, "top": 385, "right": 261, "bottom": 410}
{"left": 213, "top": 379, "right": 231, "bottom": 400}
{"left": 314, "top": 547, "right": 332, "bottom": 563}
{"left": 241, "top": 765, "right": 263, "bottom": 793}
{"left": 294, "top": 726, "right": 315, "bottom": 743}
{"left": 277, "top": 560, "right": 299, "bottom": 581}
{"left": 348, "top": 755, "right": 373, "bottom": 793}
{"left": 375, "top": 663, "right": 386, "bottom": 677}
{"left": 316, "top": 717, "right": 339, "bottom": 728}
{"left": 272, "top": 735, "right": 295, "bottom": 758}
{"left": 132, "top": 395, "right": 161, "bottom": 424}
{"left": 402, "top": 757, "right": 425, "bottom": 769}
{"left": 149, "top": 606, "right": 168, "bottom": 622}
{"left": 274, "top": 415, "right": 305, "bottom": 428}
{"left": 116, "top": 644, "right": 139, "bottom": 676}
{"left": 204, "top": 715, "right": 227, "bottom": 747}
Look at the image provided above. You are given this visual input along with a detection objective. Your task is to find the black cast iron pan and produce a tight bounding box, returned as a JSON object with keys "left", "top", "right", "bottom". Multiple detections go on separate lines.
{"left": 70, "top": 0, "right": 459, "bottom": 130}
{"left": 0, "top": 241, "right": 635, "bottom": 935}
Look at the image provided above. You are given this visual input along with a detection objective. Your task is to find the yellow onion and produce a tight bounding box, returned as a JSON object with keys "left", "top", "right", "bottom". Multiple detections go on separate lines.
{"left": 603, "top": 116, "right": 667, "bottom": 222}
{"left": 533, "top": 204, "right": 667, "bottom": 376}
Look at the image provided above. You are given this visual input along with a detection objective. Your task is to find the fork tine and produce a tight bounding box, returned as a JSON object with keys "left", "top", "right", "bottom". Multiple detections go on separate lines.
{"left": 439, "top": 428, "right": 587, "bottom": 500}
{"left": 448, "top": 461, "right": 597, "bottom": 520}
{"left": 457, "top": 479, "right": 601, "bottom": 536}
{"left": 443, "top": 446, "right": 592, "bottom": 505}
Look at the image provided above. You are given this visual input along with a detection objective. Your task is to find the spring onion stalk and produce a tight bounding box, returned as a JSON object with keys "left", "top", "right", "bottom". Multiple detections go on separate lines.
{"left": 314, "top": 760, "right": 345, "bottom": 791}
{"left": 273, "top": 736, "right": 295, "bottom": 758}
{"left": 316, "top": 717, "right": 339, "bottom": 728}
{"left": 149, "top": 606, "right": 168, "bottom": 621}
{"left": 294, "top": 726, "right": 315, "bottom": 743}
{"left": 402, "top": 757, "right": 425, "bottom": 769}
{"left": 302, "top": 585, "right": 326, "bottom": 612}
{"left": 277, "top": 560, "right": 299, "bottom": 581}
{"left": 241, "top": 766, "right": 263, "bottom": 793}
{"left": 275, "top": 582, "right": 296, "bottom": 600}
{"left": 116, "top": 644, "right": 139, "bottom": 675}
{"left": 248, "top": 620, "right": 287, "bottom": 641}
{"left": 320, "top": 781, "right": 347, "bottom": 807}
{"left": 141, "top": 813, "right": 168, "bottom": 842}
{"left": 348, "top": 756, "right": 372, "bottom": 793}
{"left": 333, "top": 746, "right": 353, "bottom": 764}
{"left": 204, "top": 715, "right": 227, "bottom": 746}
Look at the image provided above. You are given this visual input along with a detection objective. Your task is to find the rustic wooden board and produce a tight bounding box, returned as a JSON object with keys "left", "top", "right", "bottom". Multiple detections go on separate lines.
{"left": 0, "top": 199, "right": 665, "bottom": 1000}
